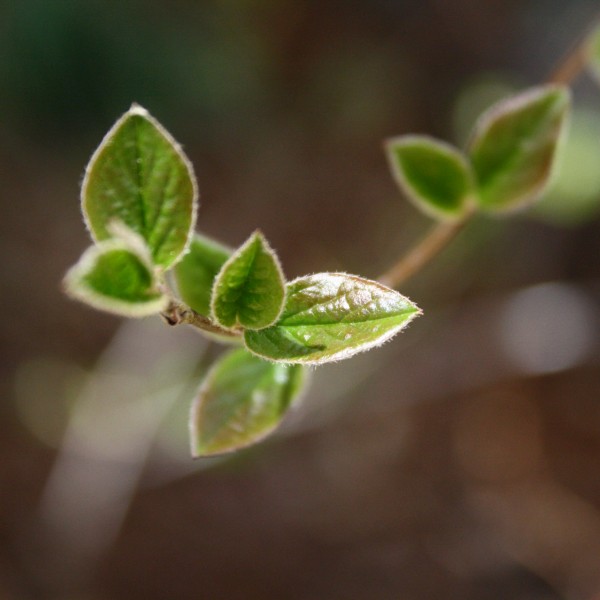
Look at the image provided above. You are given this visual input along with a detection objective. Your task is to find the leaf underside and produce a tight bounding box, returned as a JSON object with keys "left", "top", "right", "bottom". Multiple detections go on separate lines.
{"left": 244, "top": 273, "right": 420, "bottom": 364}
{"left": 190, "top": 348, "right": 306, "bottom": 457}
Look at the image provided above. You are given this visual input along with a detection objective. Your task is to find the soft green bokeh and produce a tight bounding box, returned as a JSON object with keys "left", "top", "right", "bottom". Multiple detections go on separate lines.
{"left": 469, "top": 85, "right": 570, "bottom": 212}
{"left": 190, "top": 348, "right": 306, "bottom": 457}
{"left": 82, "top": 106, "right": 197, "bottom": 269}
{"left": 244, "top": 273, "right": 420, "bottom": 364}
{"left": 174, "top": 233, "right": 232, "bottom": 316}
{"left": 452, "top": 76, "right": 517, "bottom": 146}
{"left": 211, "top": 231, "right": 286, "bottom": 330}
{"left": 387, "top": 135, "right": 474, "bottom": 220}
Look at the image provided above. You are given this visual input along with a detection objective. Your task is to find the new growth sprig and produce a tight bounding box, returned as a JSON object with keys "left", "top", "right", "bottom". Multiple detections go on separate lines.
{"left": 65, "top": 21, "right": 600, "bottom": 457}
{"left": 64, "top": 104, "right": 420, "bottom": 457}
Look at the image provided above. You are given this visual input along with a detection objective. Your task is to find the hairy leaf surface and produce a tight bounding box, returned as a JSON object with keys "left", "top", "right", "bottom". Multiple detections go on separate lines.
{"left": 82, "top": 105, "right": 197, "bottom": 269}
{"left": 64, "top": 241, "right": 168, "bottom": 317}
{"left": 244, "top": 273, "right": 420, "bottom": 364}
{"left": 211, "top": 231, "right": 285, "bottom": 330}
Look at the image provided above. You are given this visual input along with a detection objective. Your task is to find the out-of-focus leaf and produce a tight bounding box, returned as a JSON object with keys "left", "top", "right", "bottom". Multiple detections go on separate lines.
{"left": 63, "top": 240, "right": 168, "bottom": 317}
{"left": 534, "top": 106, "right": 600, "bottom": 226}
{"left": 586, "top": 24, "right": 600, "bottom": 84}
{"left": 174, "top": 233, "right": 232, "bottom": 316}
{"left": 82, "top": 104, "right": 197, "bottom": 269}
{"left": 469, "top": 85, "right": 570, "bottom": 212}
{"left": 190, "top": 348, "right": 307, "bottom": 457}
{"left": 211, "top": 231, "right": 285, "bottom": 330}
{"left": 386, "top": 135, "right": 474, "bottom": 220}
{"left": 244, "top": 273, "right": 420, "bottom": 364}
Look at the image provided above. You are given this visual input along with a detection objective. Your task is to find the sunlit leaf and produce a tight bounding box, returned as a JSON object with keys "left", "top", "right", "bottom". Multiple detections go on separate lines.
{"left": 63, "top": 240, "right": 169, "bottom": 317}
{"left": 469, "top": 85, "right": 570, "bottom": 212}
{"left": 386, "top": 135, "right": 474, "bottom": 220}
{"left": 244, "top": 273, "right": 420, "bottom": 364}
{"left": 211, "top": 231, "right": 286, "bottom": 330}
{"left": 190, "top": 348, "right": 307, "bottom": 457}
{"left": 82, "top": 104, "right": 197, "bottom": 269}
{"left": 174, "top": 233, "right": 232, "bottom": 316}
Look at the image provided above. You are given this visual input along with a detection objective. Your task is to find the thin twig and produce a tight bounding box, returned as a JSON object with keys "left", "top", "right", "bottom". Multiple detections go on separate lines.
{"left": 161, "top": 301, "right": 241, "bottom": 338}
{"left": 546, "top": 16, "right": 598, "bottom": 85}
{"left": 378, "top": 217, "right": 470, "bottom": 288}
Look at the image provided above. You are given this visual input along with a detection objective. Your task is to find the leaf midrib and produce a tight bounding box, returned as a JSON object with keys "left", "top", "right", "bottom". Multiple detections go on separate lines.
{"left": 277, "top": 308, "right": 416, "bottom": 329}
{"left": 229, "top": 237, "right": 261, "bottom": 324}
{"left": 279, "top": 291, "right": 414, "bottom": 327}
{"left": 132, "top": 117, "right": 147, "bottom": 236}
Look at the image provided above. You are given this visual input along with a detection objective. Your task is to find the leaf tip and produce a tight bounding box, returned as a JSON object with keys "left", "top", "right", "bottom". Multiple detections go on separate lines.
{"left": 128, "top": 102, "right": 150, "bottom": 117}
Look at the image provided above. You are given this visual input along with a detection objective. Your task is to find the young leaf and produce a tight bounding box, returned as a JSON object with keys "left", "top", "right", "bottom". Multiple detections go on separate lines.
{"left": 190, "top": 348, "right": 307, "bottom": 457}
{"left": 468, "top": 85, "right": 570, "bottom": 212}
{"left": 586, "top": 24, "right": 600, "bottom": 84}
{"left": 386, "top": 135, "right": 474, "bottom": 220}
{"left": 211, "top": 231, "right": 286, "bottom": 330}
{"left": 244, "top": 273, "right": 420, "bottom": 364}
{"left": 82, "top": 104, "right": 197, "bottom": 270}
{"left": 174, "top": 233, "right": 232, "bottom": 316}
{"left": 63, "top": 240, "right": 169, "bottom": 317}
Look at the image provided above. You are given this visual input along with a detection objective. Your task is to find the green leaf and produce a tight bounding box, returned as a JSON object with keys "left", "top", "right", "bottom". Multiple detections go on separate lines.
{"left": 386, "top": 135, "right": 474, "bottom": 220}
{"left": 211, "top": 231, "right": 286, "bottom": 330}
{"left": 63, "top": 240, "right": 169, "bottom": 317}
{"left": 586, "top": 24, "right": 600, "bottom": 84}
{"left": 468, "top": 85, "right": 570, "bottom": 212}
{"left": 174, "top": 233, "right": 232, "bottom": 316}
{"left": 190, "top": 348, "right": 307, "bottom": 457}
{"left": 82, "top": 104, "right": 197, "bottom": 269}
{"left": 244, "top": 273, "right": 420, "bottom": 364}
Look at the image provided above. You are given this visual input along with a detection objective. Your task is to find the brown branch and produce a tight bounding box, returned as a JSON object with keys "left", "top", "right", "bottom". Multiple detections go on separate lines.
{"left": 161, "top": 301, "right": 241, "bottom": 339}
{"left": 378, "top": 216, "right": 470, "bottom": 288}
{"left": 546, "top": 17, "right": 598, "bottom": 85}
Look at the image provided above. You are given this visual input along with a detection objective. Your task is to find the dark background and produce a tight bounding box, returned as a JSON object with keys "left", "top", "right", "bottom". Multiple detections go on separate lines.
{"left": 2, "top": 1, "right": 600, "bottom": 598}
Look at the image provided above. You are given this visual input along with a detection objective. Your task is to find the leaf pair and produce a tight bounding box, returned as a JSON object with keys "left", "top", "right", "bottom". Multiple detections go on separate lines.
{"left": 64, "top": 105, "right": 197, "bottom": 317}
{"left": 386, "top": 85, "right": 571, "bottom": 219}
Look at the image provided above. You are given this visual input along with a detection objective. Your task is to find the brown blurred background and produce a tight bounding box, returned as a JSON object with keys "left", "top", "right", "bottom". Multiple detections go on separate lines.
{"left": 2, "top": 1, "right": 600, "bottom": 598}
